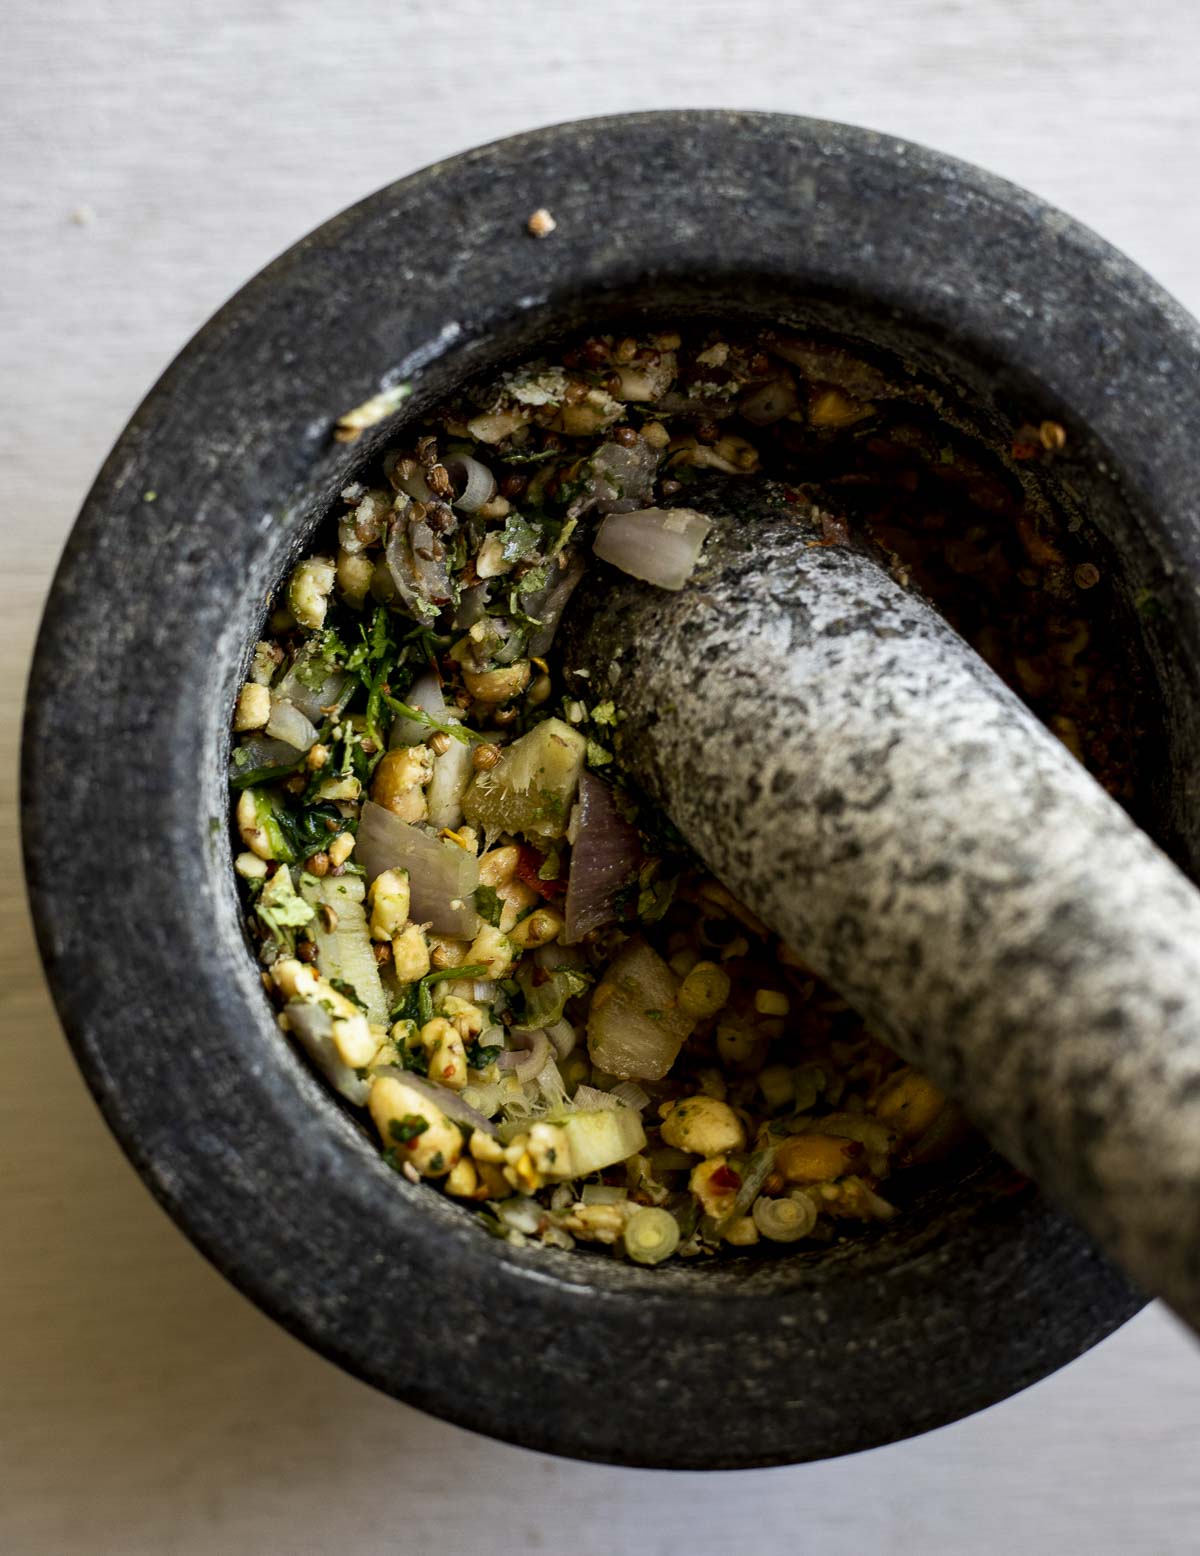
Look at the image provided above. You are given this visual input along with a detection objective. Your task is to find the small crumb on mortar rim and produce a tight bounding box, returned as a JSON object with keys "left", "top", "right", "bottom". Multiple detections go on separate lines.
{"left": 527, "top": 207, "right": 557, "bottom": 239}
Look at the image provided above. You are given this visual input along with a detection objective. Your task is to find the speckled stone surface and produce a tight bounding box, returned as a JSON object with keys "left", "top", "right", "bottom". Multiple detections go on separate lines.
{"left": 23, "top": 112, "right": 1200, "bottom": 1467}
{"left": 567, "top": 481, "right": 1200, "bottom": 1333}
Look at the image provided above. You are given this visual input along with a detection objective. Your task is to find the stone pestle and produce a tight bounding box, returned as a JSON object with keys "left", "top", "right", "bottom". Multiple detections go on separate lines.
{"left": 561, "top": 478, "right": 1200, "bottom": 1332}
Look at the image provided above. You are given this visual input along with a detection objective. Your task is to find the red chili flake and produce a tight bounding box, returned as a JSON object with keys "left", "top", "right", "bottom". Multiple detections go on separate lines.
{"left": 709, "top": 1164, "right": 742, "bottom": 1193}
{"left": 1011, "top": 440, "right": 1039, "bottom": 461}
{"left": 515, "top": 844, "right": 567, "bottom": 899}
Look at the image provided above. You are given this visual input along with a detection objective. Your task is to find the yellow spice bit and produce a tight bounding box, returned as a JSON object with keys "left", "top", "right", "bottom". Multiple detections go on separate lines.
{"left": 507, "top": 1151, "right": 542, "bottom": 1194}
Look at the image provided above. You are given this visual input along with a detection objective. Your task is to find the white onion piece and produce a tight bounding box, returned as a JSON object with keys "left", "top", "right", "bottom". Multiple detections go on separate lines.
{"left": 395, "top": 466, "right": 435, "bottom": 502}
{"left": 570, "top": 1084, "right": 621, "bottom": 1112}
{"left": 299, "top": 874, "right": 389, "bottom": 1026}
{"left": 495, "top": 1197, "right": 543, "bottom": 1234}
{"left": 285, "top": 1002, "right": 370, "bottom": 1106}
{"left": 462, "top": 1080, "right": 506, "bottom": 1116}
{"left": 592, "top": 507, "right": 713, "bottom": 592}
{"left": 545, "top": 1018, "right": 578, "bottom": 1061}
{"left": 389, "top": 672, "right": 446, "bottom": 747}
{"left": 355, "top": 800, "right": 480, "bottom": 936}
{"left": 445, "top": 454, "right": 497, "bottom": 514}
{"left": 388, "top": 672, "right": 473, "bottom": 828}
{"left": 454, "top": 582, "right": 490, "bottom": 630}
{"left": 563, "top": 772, "right": 642, "bottom": 943}
{"left": 265, "top": 697, "right": 319, "bottom": 750}
{"left": 372, "top": 1065, "right": 498, "bottom": 1134}
{"left": 427, "top": 721, "right": 474, "bottom": 832}
{"left": 586, "top": 938, "right": 694, "bottom": 1081}
{"left": 498, "top": 1028, "right": 551, "bottom": 1082}
{"left": 532, "top": 1053, "right": 570, "bottom": 1112}
{"left": 274, "top": 663, "right": 349, "bottom": 722}
{"left": 609, "top": 1080, "right": 650, "bottom": 1113}
{"left": 386, "top": 499, "right": 455, "bottom": 615}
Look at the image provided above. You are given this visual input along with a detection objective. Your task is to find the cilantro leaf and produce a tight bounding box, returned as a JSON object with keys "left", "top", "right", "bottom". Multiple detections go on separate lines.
{"left": 465, "top": 1038, "right": 503, "bottom": 1069}
{"left": 295, "top": 626, "right": 349, "bottom": 689}
{"left": 382, "top": 694, "right": 481, "bottom": 746}
{"left": 498, "top": 512, "right": 542, "bottom": 564}
{"left": 474, "top": 885, "right": 505, "bottom": 927}
{"left": 254, "top": 867, "right": 315, "bottom": 946}
{"left": 387, "top": 1115, "right": 429, "bottom": 1144}
{"left": 329, "top": 977, "right": 367, "bottom": 1012}
{"left": 417, "top": 963, "right": 490, "bottom": 1026}
{"left": 389, "top": 985, "right": 421, "bottom": 1025}
{"left": 586, "top": 739, "right": 613, "bottom": 768}
{"left": 272, "top": 801, "right": 347, "bottom": 860}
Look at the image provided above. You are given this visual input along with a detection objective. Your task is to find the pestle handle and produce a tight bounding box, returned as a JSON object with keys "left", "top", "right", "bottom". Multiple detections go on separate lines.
{"left": 564, "top": 483, "right": 1200, "bottom": 1332}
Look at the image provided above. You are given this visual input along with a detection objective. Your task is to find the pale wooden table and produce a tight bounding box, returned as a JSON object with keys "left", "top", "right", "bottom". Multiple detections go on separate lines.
{"left": 6, "top": 2, "right": 1200, "bottom": 1550}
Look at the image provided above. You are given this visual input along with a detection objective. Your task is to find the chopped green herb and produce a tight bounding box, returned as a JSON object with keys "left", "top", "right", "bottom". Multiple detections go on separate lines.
{"left": 466, "top": 1038, "right": 503, "bottom": 1069}
{"left": 417, "top": 962, "right": 490, "bottom": 1026}
{"left": 401, "top": 1042, "right": 431, "bottom": 1078}
{"left": 388, "top": 1114, "right": 430, "bottom": 1145}
{"left": 231, "top": 755, "right": 307, "bottom": 791}
{"left": 382, "top": 695, "right": 480, "bottom": 746}
{"left": 255, "top": 867, "right": 315, "bottom": 946}
{"left": 422, "top": 963, "right": 491, "bottom": 987}
{"left": 390, "top": 985, "right": 421, "bottom": 1025}
{"left": 272, "top": 801, "right": 349, "bottom": 859}
{"left": 295, "top": 625, "right": 349, "bottom": 689}
{"left": 498, "top": 512, "right": 543, "bottom": 564}
{"left": 329, "top": 977, "right": 367, "bottom": 1011}
{"left": 586, "top": 739, "right": 613, "bottom": 768}
{"left": 249, "top": 788, "right": 295, "bottom": 862}
{"left": 474, "top": 886, "right": 505, "bottom": 927}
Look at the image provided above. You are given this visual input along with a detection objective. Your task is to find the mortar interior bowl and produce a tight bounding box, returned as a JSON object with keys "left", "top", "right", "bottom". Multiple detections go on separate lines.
{"left": 23, "top": 111, "right": 1200, "bottom": 1469}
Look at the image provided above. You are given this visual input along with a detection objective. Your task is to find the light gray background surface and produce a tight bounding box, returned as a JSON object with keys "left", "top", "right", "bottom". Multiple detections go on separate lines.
{"left": 6, "top": 2, "right": 1200, "bottom": 1551}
